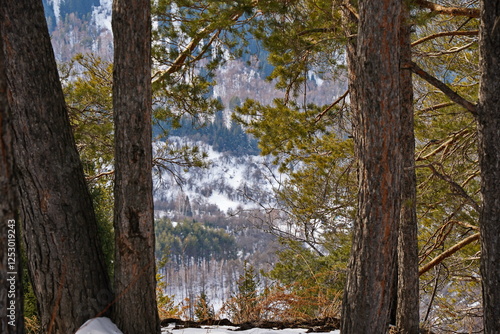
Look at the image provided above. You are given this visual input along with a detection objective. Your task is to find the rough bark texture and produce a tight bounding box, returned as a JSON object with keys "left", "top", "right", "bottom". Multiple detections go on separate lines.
{"left": 0, "top": 26, "right": 24, "bottom": 334}
{"left": 396, "top": 5, "right": 420, "bottom": 333}
{"left": 341, "top": 1, "right": 402, "bottom": 333}
{"left": 478, "top": 1, "right": 500, "bottom": 333}
{"left": 112, "top": 0, "right": 160, "bottom": 332}
{"left": 1, "top": 1, "right": 112, "bottom": 333}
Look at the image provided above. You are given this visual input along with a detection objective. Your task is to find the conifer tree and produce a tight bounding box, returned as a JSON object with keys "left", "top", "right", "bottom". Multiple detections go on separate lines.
{"left": 0, "top": 25, "right": 24, "bottom": 334}
{"left": 1, "top": 1, "right": 111, "bottom": 332}
{"left": 340, "top": 1, "right": 403, "bottom": 332}
{"left": 477, "top": 1, "right": 500, "bottom": 332}
{"left": 112, "top": 0, "right": 160, "bottom": 331}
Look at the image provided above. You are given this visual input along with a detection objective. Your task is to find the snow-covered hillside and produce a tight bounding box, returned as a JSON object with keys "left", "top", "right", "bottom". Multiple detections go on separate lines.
{"left": 153, "top": 137, "right": 281, "bottom": 217}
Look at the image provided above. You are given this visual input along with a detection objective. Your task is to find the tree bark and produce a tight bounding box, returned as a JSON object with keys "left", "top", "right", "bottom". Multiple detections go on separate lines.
{"left": 396, "top": 4, "right": 420, "bottom": 333}
{"left": 1, "top": 1, "right": 112, "bottom": 333}
{"left": 0, "top": 25, "right": 24, "bottom": 334}
{"left": 478, "top": 1, "right": 500, "bottom": 333}
{"left": 112, "top": 0, "right": 160, "bottom": 332}
{"left": 341, "top": 0, "right": 402, "bottom": 333}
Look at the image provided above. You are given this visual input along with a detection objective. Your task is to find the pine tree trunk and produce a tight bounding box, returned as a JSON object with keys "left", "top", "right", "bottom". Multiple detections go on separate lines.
{"left": 112, "top": 0, "right": 160, "bottom": 332}
{"left": 396, "top": 5, "right": 420, "bottom": 333}
{"left": 478, "top": 1, "right": 500, "bottom": 333}
{"left": 1, "top": 1, "right": 112, "bottom": 333}
{"left": 341, "top": 1, "right": 402, "bottom": 333}
{"left": 0, "top": 26, "right": 25, "bottom": 334}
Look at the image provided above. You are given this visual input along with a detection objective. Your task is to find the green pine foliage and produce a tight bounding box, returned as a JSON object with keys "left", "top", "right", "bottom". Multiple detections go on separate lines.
{"left": 223, "top": 261, "right": 261, "bottom": 323}
{"left": 151, "top": 0, "right": 258, "bottom": 131}
{"left": 265, "top": 238, "right": 349, "bottom": 319}
{"left": 194, "top": 292, "right": 215, "bottom": 321}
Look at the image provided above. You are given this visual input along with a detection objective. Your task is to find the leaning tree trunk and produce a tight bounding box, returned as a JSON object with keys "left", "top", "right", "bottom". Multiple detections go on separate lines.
{"left": 1, "top": 1, "right": 112, "bottom": 333}
{"left": 341, "top": 0, "right": 402, "bottom": 333}
{"left": 478, "top": 1, "right": 500, "bottom": 333}
{"left": 396, "top": 4, "right": 420, "bottom": 333}
{"left": 0, "top": 26, "right": 24, "bottom": 334}
{"left": 112, "top": 0, "right": 160, "bottom": 332}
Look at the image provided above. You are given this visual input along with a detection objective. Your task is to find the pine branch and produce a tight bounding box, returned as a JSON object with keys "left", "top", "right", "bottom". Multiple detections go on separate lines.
{"left": 417, "top": 102, "right": 455, "bottom": 114}
{"left": 315, "top": 90, "right": 349, "bottom": 122}
{"left": 409, "top": 61, "right": 477, "bottom": 116}
{"left": 416, "top": 163, "right": 481, "bottom": 212}
{"left": 152, "top": 11, "right": 244, "bottom": 83}
{"left": 341, "top": 1, "right": 359, "bottom": 20}
{"left": 414, "top": 0, "right": 480, "bottom": 18}
{"left": 411, "top": 30, "right": 478, "bottom": 47}
{"left": 419, "top": 232, "right": 480, "bottom": 276}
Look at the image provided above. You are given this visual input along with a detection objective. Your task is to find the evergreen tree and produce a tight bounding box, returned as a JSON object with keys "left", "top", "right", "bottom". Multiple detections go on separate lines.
{"left": 0, "top": 25, "right": 24, "bottom": 334}
{"left": 194, "top": 292, "right": 215, "bottom": 321}
{"left": 226, "top": 262, "right": 260, "bottom": 323}
{"left": 478, "top": 1, "right": 500, "bottom": 332}
{"left": 1, "top": 1, "right": 111, "bottom": 332}
{"left": 112, "top": 0, "right": 160, "bottom": 331}
{"left": 341, "top": 1, "right": 403, "bottom": 332}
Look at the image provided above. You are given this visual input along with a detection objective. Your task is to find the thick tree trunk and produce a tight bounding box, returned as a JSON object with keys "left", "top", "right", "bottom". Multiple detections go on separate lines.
{"left": 0, "top": 26, "right": 24, "bottom": 334}
{"left": 112, "top": 0, "right": 160, "bottom": 332}
{"left": 341, "top": 1, "right": 402, "bottom": 333}
{"left": 396, "top": 5, "right": 420, "bottom": 333}
{"left": 1, "top": 1, "right": 112, "bottom": 333}
{"left": 478, "top": 1, "right": 500, "bottom": 333}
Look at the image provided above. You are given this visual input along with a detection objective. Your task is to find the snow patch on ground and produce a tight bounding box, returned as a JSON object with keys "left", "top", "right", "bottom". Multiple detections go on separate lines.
{"left": 75, "top": 319, "right": 340, "bottom": 334}
{"left": 162, "top": 327, "right": 340, "bottom": 334}
{"left": 75, "top": 317, "right": 122, "bottom": 334}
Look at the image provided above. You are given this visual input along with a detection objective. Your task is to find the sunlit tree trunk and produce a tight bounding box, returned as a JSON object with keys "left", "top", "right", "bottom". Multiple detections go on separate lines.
{"left": 341, "top": 0, "right": 402, "bottom": 332}
{"left": 112, "top": 0, "right": 160, "bottom": 332}
{"left": 1, "top": 1, "right": 112, "bottom": 333}
{"left": 396, "top": 4, "right": 420, "bottom": 333}
{"left": 478, "top": 1, "right": 500, "bottom": 333}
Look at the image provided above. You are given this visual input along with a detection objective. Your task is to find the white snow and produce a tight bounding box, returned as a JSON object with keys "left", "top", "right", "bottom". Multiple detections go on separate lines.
{"left": 75, "top": 318, "right": 340, "bottom": 334}
{"left": 153, "top": 138, "right": 282, "bottom": 215}
{"left": 162, "top": 326, "right": 339, "bottom": 334}
{"left": 47, "top": 0, "right": 62, "bottom": 25}
{"left": 91, "top": 0, "right": 113, "bottom": 32}
{"left": 75, "top": 317, "right": 123, "bottom": 334}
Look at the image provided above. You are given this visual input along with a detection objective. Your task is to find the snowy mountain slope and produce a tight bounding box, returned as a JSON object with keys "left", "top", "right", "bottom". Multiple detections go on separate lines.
{"left": 153, "top": 137, "right": 281, "bottom": 217}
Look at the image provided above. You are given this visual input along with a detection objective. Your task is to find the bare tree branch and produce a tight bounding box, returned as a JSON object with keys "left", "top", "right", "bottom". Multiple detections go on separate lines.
{"left": 416, "top": 163, "right": 481, "bottom": 212}
{"left": 315, "top": 90, "right": 349, "bottom": 122}
{"left": 419, "top": 232, "right": 480, "bottom": 276}
{"left": 417, "top": 102, "right": 455, "bottom": 114}
{"left": 415, "top": 0, "right": 480, "bottom": 18}
{"left": 409, "top": 61, "right": 478, "bottom": 115}
{"left": 411, "top": 30, "right": 478, "bottom": 47}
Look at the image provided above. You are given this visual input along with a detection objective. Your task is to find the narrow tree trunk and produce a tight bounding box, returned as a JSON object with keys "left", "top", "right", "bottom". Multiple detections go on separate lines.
{"left": 1, "top": 1, "right": 112, "bottom": 333}
{"left": 341, "top": 1, "right": 402, "bottom": 333}
{"left": 396, "top": 4, "right": 420, "bottom": 333}
{"left": 0, "top": 26, "right": 24, "bottom": 334}
{"left": 112, "top": 0, "right": 160, "bottom": 332}
{"left": 478, "top": 1, "right": 500, "bottom": 333}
